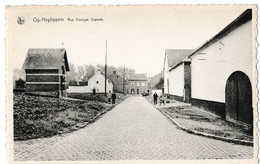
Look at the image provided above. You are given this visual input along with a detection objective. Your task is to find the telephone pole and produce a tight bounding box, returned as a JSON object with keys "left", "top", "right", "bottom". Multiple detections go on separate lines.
{"left": 104, "top": 40, "right": 107, "bottom": 97}
{"left": 123, "top": 66, "right": 126, "bottom": 95}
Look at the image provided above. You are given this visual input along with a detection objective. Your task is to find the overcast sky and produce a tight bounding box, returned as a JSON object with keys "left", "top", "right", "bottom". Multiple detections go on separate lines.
{"left": 7, "top": 6, "right": 246, "bottom": 76}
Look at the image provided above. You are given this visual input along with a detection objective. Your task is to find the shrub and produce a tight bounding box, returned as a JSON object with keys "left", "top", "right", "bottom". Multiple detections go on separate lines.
{"left": 15, "top": 78, "right": 26, "bottom": 89}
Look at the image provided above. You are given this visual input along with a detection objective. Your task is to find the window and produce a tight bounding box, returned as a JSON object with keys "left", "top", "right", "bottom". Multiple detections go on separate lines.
{"left": 96, "top": 81, "right": 99, "bottom": 84}
{"left": 131, "top": 83, "right": 135, "bottom": 86}
{"left": 136, "top": 83, "right": 139, "bottom": 86}
{"left": 141, "top": 82, "right": 145, "bottom": 86}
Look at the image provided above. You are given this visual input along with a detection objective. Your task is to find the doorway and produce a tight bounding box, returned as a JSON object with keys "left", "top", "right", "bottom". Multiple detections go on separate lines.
{"left": 225, "top": 71, "right": 252, "bottom": 125}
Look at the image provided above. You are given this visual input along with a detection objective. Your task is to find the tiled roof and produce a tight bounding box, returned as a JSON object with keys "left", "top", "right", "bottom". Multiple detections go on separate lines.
{"left": 22, "top": 48, "right": 70, "bottom": 71}
{"left": 128, "top": 73, "right": 147, "bottom": 81}
{"left": 165, "top": 49, "right": 193, "bottom": 67}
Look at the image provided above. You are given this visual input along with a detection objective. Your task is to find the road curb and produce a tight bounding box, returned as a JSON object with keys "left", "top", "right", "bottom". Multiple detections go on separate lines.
{"left": 156, "top": 107, "right": 253, "bottom": 146}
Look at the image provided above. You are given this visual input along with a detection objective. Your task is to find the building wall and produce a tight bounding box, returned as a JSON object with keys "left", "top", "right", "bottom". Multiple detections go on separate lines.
{"left": 190, "top": 20, "right": 252, "bottom": 117}
{"left": 25, "top": 69, "right": 65, "bottom": 97}
{"left": 25, "top": 69, "right": 60, "bottom": 92}
{"left": 80, "top": 71, "right": 113, "bottom": 93}
{"left": 127, "top": 80, "right": 148, "bottom": 94}
{"left": 163, "top": 56, "right": 170, "bottom": 95}
{"left": 169, "top": 64, "right": 184, "bottom": 98}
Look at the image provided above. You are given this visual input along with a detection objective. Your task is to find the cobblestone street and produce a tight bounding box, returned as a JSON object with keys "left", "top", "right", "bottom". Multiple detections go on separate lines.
{"left": 14, "top": 96, "right": 253, "bottom": 161}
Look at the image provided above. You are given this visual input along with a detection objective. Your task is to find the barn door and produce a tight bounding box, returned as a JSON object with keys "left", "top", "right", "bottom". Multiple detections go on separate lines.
{"left": 225, "top": 71, "right": 252, "bottom": 125}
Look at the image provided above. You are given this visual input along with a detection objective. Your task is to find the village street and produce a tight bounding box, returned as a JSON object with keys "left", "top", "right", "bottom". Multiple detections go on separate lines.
{"left": 14, "top": 96, "right": 253, "bottom": 161}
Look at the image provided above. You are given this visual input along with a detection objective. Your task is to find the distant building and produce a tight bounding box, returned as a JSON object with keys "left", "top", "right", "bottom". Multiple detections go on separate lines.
{"left": 22, "top": 48, "right": 70, "bottom": 98}
{"left": 78, "top": 69, "right": 113, "bottom": 93}
{"left": 163, "top": 49, "right": 193, "bottom": 102}
{"left": 126, "top": 73, "right": 148, "bottom": 94}
{"left": 108, "top": 71, "right": 125, "bottom": 93}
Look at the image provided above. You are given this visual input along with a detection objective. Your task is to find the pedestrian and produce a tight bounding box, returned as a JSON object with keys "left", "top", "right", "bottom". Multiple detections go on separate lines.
{"left": 111, "top": 91, "right": 116, "bottom": 106}
{"left": 159, "top": 94, "right": 165, "bottom": 106}
{"left": 92, "top": 87, "right": 96, "bottom": 95}
{"left": 153, "top": 92, "right": 158, "bottom": 105}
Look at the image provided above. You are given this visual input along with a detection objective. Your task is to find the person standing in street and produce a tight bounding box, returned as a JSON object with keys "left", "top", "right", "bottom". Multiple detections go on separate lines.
{"left": 111, "top": 91, "right": 116, "bottom": 106}
{"left": 153, "top": 92, "right": 158, "bottom": 105}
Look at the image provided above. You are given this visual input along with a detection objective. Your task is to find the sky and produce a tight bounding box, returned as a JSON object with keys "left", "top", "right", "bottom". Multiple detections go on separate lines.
{"left": 7, "top": 6, "right": 247, "bottom": 77}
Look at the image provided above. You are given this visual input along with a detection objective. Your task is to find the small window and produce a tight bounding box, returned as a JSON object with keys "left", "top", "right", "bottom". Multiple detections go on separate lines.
{"left": 141, "top": 82, "right": 145, "bottom": 86}
{"left": 131, "top": 83, "right": 135, "bottom": 86}
{"left": 96, "top": 81, "right": 99, "bottom": 84}
{"left": 136, "top": 83, "right": 139, "bottom": 86}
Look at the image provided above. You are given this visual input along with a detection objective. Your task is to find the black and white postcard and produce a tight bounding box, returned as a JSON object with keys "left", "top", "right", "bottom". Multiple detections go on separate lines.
{"left": 5, "top": 5, "right": 258, "bottom": 164}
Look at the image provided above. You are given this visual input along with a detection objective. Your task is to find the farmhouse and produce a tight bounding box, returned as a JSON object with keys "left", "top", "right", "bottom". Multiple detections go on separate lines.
{"left": 126, "top": 73, "right": 148, "bottom": 94}
{"left": 81, "top": 69, "right": 113, "bottom": 93}
{"left": 163, "top": 49, "right": 193, "bottom": 102}
{"left": 188, "top": 9, "right": 254, "bottom": 126}
{"left": 22, "top": 48, "right": 70, "bottom": 98}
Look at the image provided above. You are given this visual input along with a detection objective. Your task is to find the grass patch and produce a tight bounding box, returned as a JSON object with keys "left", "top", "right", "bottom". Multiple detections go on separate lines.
{"left": 13, "top": 92, "right": 111, "bottom": 140}
{"left": 161, "top": 106, "right": 253, "bottom": 141}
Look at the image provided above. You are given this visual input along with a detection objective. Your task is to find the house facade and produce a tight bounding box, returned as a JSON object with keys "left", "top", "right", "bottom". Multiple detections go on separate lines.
{"left": 163, "top": 49, "right": 193, "bottom": 102}
{"left": 189, "top": 9, "right": 254, "bottom": 126}
{"left": 72, "top": 69, "right": 113, "bottom": 93}
{"left": 22, "top": 48, "right": 70, "bottom": 98}
{"left": 126, "top": 74, "right": 148, "bottom": 94}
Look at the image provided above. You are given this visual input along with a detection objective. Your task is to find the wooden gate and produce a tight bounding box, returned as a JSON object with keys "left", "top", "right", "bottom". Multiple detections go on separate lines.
{"left": 225, "top": 71, "right": 252, "bottom": 125}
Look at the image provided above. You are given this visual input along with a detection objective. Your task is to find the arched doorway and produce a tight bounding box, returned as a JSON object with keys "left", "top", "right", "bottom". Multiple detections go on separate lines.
{"left": 225, "top": 71, "right": 252, "bottom": 125}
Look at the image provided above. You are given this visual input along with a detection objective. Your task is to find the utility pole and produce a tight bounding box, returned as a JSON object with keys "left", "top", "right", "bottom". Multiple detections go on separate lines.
{"left": 104, "top": 40, "right": 107, "bottom": 97}
{"left": 123, "top": 66, "right": 126, "bottom": 95}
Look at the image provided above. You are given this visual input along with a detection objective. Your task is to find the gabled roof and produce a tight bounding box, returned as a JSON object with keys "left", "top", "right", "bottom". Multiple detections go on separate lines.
{"left": 165, "top": 49, "right": 194, "bottom": 68}
{"left": 188, "top": 9, "right": 252, "bottom": 59}
{"left": 22, "top": 48, "right": 70, "bottom": 71}
{"left": 88, "top": 70, "right": 113, "bottom": 83}
{"left": 129, "top": 73, "right": 147, "bottom": 81}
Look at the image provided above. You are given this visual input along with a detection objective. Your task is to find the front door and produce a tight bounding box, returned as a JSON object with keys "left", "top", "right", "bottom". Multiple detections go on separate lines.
{"left": 225, "top": 71, "right": 252, "bottom": 125}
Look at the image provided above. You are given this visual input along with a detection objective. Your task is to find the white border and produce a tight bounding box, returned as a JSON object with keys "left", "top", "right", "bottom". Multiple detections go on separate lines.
{"left": 1, "top": 1, "right": 259, "bottom": 164}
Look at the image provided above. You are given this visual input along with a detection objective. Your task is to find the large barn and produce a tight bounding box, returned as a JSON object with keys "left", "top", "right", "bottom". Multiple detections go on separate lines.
{"left": 188, "top": 9, "right": 254, "bottom": 126}
{"left": 22, "top": 48, "right": 70, "bottom": 98}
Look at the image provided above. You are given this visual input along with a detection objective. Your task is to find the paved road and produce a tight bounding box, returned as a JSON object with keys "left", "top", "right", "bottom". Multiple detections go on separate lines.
{"left": 14, "top": 96, "right": 253, "bottom": 161}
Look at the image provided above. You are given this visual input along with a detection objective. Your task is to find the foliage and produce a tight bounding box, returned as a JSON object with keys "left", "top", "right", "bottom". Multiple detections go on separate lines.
{"left": 154, "top": 77, "right": 164, "bottom": 89}
{"left": 15, "top": 78, "right": 26, "bottom": 89}
{"left": 68, "top": 62, "right": 136, "bottom": 83}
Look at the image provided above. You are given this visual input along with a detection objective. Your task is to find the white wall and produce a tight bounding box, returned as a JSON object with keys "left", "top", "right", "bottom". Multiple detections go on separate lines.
{"left": 168, "top": 64, "right": 184, "bottom": 97}
{"left": 152, "top": 89, "right": 162, "bottom": 96}
{"left": 67, "top": 71, "right": 113, "bottom": 93}
{"left": 163, "top": 56, "right": 171, "bottom": 94}
{"left": 191, "top": 20, "right": 252, "bottom": 103}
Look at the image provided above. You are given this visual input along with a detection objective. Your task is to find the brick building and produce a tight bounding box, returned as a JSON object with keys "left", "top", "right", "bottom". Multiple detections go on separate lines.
{"left": 126, "top": 73, "right": 148, "bottom": 95}
{"left": 22, "top": 48, "right": 70, "bottom": 97}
